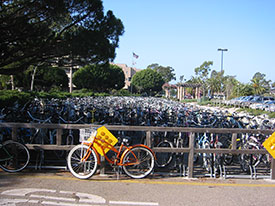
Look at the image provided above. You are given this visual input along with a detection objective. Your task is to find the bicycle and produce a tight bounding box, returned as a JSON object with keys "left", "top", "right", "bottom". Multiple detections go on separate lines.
{"left": 67, "top": 126, "right": 155, "bottom": 179}
{"left": 0, "top": 140, "right": 30, "bottom": 172}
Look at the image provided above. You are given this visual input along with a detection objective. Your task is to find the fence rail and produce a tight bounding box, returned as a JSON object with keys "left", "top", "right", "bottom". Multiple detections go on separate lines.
{"left": 1, "top": 122, "right": 274, "bottom": 179}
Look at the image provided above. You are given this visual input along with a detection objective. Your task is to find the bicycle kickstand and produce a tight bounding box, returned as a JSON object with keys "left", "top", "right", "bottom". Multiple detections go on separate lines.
{"left": 115, "top": 166, "right": 122, "bottom": 180}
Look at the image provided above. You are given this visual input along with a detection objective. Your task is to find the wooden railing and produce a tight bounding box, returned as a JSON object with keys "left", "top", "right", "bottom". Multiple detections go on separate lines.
{"left": 0, "top": 122, "right": 274, "bottom": 179}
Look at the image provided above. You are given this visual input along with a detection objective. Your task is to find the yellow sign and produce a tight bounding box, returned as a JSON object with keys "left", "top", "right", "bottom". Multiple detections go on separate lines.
{"left": 263, "top": 132, "right": 275, "bottom": 159}
{"left": 93, "top": 126, "right": 118, "bottom": 156}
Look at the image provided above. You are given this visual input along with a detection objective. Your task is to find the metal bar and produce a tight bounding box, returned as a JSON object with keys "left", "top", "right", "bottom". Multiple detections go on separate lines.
{"left": 187, "top": 133, "right": 195, "bottom": 178}
{"left": 100, "top": 156, "right": 106, "bottom": 176}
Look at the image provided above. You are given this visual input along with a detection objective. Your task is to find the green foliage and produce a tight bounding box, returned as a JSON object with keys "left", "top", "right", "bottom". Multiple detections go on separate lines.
{"left": 72, "top": 63, "right": 125, "bottom": 92}
{"left": 269, "top": 112, "right": 275, "bottom": 119}
{"left": 112, "top": 89, "right": 133, "bottom": 96}
{"left": 14, "top": 66, "right": 69, "bottom": 92}
{"left": 0, "top": 90, "right": 113, "bottom": 108}
{"left": 197, "top": 101, "right": 212, "bottom": 106}
{"left": 0, "top": 75, "right": 11, "bottom": 89}
{"left": 238, "top": 108, "right": 275, "bottom": 119}
{"left": 180, "top": 99, "right": 197, "bottom": 103}
{"left": 0, "top": 90, "right": 32, "bottom": 108}
{"left": 194, "top": 61, "right": 213, "bottom": 96}
{"left": 194, "top": 61, "right": 213, "bottom": 78}
{"left": 147, "top": 63, "right": 176, "bottom": 83}
{"left": 131, "top": 68, "right": 165, "bottom": 95}
{"left": 233, "top": 83, "right": 254, "bottom": 96}
{"left": 0, "top": 0, "right": 124, "bottom": 75}
{"left": 250, "top": 72, "right": 271, "bottom": 95}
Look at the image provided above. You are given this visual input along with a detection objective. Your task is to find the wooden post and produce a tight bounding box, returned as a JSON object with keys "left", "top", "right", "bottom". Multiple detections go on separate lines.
{"left": 271, "top": 157, "right": 275, "bottom": 180}
{"left": 56, "top": 129, "right": 62, "bottom": 145}
{"left": 188, "top": 132, "right": 195, "bottom": 178}
{"left": 12, "top": 128, "right": 17, "bottom": 141}
{"left": 232, "top": 133, "right": 237, "bottom": 150}
{"left": 146, "top": 131, "right": 152, "bottom": 148}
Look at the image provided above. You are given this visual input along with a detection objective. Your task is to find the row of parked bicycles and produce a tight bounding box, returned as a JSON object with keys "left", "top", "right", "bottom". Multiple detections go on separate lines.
{"left": 0, "top": 96, "right": 274, "bottom": 178}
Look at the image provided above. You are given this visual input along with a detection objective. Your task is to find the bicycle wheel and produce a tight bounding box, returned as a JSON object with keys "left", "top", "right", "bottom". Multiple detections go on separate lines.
{"left": 202, "top": 142, "right": 213, "bottom": 172}
{"left": 67, "top": 144, "right": 98, "bottom": 179}
{"left": 122, "top": 146, "right": 154, "bottom": 179}
{"left": 239, "top": 153, "right": 252, "bottom": 173}
{"left": 155, "top": 140, "right": 173, "bottom": 168}
{"left": 0, "top": 140, "right": 30, "bottom": 172}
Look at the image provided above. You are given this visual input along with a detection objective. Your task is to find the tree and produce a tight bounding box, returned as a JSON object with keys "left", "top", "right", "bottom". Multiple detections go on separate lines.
{"left": 194, "top": 61, "right": 213, "bottom": 96}
{"left": 73, "top": 63, "right": 125, "bottom": 92}
{"left": 0, "top": 0, "right": 124, "bottom": 75}
{"left": 107, "top": 64, "right": 125, "bottom": 91}
{"left": 147, "top": 63, "right": 176, "bottom": 83}
{"left": 14, "top": 66, "right": 69, "bottom": 92}
{"left": 179, "top": 75, "right": 185, "bottom": 83}
{"left": 207, "top": 70, "right": 222, "bottom": 96}
{"left": 0, "top": 75, "right": 11, "bottom": 89}
{"left": 223, "top": 75, "right": 238, "bottom": 99}
{"left": 250, "top": 72, "right": 270, "bottom": 95}
{"left": 233, "top": 83, "right": 253, "bottom": 96}
{"left": 131, "top": 69, "right": 164, "bottom": 95}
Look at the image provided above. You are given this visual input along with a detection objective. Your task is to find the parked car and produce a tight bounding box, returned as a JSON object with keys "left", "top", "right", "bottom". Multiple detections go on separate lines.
{"left": 239, "top": 96, "right": 254, "bottom": 107}
{"left": 264, "top": 101, "right": 275, "bottom": 112}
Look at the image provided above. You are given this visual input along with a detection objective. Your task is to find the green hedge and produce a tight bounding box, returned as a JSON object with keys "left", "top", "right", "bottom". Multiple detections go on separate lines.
{"left": 0, "top": 89, "right": 127, "bottom": 107}
{"left": 0, "top": 90, "right": 32, "bottom": 107}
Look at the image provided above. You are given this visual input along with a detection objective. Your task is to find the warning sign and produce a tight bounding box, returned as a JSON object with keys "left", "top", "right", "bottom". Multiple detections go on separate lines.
{"left": 263, "top": 132, "right": 275, "bottom": 159}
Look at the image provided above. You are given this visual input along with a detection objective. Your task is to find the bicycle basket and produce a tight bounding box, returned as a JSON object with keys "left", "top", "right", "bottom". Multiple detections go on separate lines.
{"left": 93, "top": 126, "right": 118, "bottom": 156}
{"left": 79, "top": 128, "right": 97, "bottom": 142}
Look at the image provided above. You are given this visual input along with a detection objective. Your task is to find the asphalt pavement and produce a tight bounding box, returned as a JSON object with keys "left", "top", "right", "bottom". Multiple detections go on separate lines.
{"left": 1, "top": 169, "right": 275, "bottom": 206}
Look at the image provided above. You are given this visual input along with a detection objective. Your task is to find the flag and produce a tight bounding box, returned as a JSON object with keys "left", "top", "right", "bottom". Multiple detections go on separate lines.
{"left": 133, "top": 52, "right": 139, "bottom": 59}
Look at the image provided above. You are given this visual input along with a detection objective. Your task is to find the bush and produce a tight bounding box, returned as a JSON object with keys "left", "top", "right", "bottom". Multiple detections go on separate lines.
{"left": 112, "top": 89, "right": 132, "bottom": 96}
{"left": 238, "top": 108, "right": 275, "bottom": 119}
{"left": 0, "top": 90, "right": 32, "bottom": 108}
{"left": 181, "top": 99, "right": 197, "bottom": 103}
{"left": 198, "top": 101, "right": 212, "bottom": 106}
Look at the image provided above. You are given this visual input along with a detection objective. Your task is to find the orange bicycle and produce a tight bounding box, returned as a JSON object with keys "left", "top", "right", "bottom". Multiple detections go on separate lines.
{"left": 67, "top": 126, "right": 155, "bottom": 179}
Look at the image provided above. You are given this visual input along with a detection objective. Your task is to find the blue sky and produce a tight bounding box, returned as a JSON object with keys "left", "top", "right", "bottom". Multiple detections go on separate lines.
{"left": 103, "top": 0, "right": 275, "bottom": 84}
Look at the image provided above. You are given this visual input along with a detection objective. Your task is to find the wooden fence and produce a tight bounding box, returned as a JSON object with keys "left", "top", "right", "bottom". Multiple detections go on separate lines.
{"left": 0, "top": 122, "right": 274, "bottom": 179}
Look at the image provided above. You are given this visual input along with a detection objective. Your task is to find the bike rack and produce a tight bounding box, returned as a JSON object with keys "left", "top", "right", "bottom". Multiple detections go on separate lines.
{"left": 1, "top": 122, "right": 275, "bottom": 180}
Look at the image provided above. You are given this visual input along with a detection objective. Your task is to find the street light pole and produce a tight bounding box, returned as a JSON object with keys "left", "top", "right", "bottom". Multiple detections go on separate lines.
{"left": 217, "top": 48, "right": 228, "bottom": 72}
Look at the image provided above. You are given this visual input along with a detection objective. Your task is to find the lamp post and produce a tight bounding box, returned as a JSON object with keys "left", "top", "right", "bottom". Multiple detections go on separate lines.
{"left": 217, "top": 48, "right": 228, "bottom": 72}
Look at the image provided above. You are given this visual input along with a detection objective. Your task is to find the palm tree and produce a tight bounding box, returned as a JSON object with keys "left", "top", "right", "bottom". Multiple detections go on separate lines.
{"left": 251, "top": 77, "right": 266, "bottom": 95}
{"left": 207, "top": 70, "right": 224, "bottom": 96}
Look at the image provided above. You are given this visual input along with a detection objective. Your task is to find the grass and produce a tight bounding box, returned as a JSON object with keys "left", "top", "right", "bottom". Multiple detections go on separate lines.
{"left": 238, "top": 108, "right": 275, "bottom": 118}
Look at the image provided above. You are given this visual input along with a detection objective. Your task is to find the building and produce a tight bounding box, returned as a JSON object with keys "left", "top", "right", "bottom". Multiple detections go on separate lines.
{"left": 111, "top": 63, "right": 141, "bottom": 89}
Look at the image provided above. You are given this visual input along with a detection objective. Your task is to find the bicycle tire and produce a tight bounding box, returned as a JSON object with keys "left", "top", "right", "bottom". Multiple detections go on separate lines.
{"left": 0, "top": 140, "right": 30, "bottom": 172}
{"left": 155, "top": 140, "right": 173, "bottom": 168}
{"left": 67, "top": 144, "right": 98, "bottom": 179}
{"left": 122, "top": 146, "right": 154, "bottom": 179}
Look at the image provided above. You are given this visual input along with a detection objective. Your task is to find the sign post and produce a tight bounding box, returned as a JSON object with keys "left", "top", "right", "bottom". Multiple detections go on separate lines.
{"left": 263, "top": 132, "right": 275, "bottom": 179}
